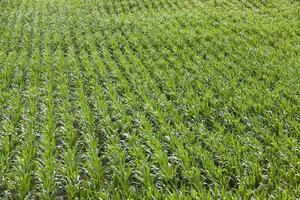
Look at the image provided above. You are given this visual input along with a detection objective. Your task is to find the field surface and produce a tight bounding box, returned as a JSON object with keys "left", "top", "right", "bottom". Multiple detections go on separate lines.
{"left": 0, "top": 0, "right": 300, "bottom": 199}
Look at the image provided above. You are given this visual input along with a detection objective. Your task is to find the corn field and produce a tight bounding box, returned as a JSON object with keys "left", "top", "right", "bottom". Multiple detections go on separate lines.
{"left": 0, "top": 0, "right": 299, "bottom": 199}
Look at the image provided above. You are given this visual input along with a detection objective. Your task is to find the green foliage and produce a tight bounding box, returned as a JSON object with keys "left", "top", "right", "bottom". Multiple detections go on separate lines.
{"left": 0, "top": 0, "right": 299, "bottom": 199}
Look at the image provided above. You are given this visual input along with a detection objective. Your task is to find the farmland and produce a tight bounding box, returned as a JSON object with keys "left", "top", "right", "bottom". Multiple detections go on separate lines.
{"left": 0, "top": 0, "right": 300, "bottom": 199}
